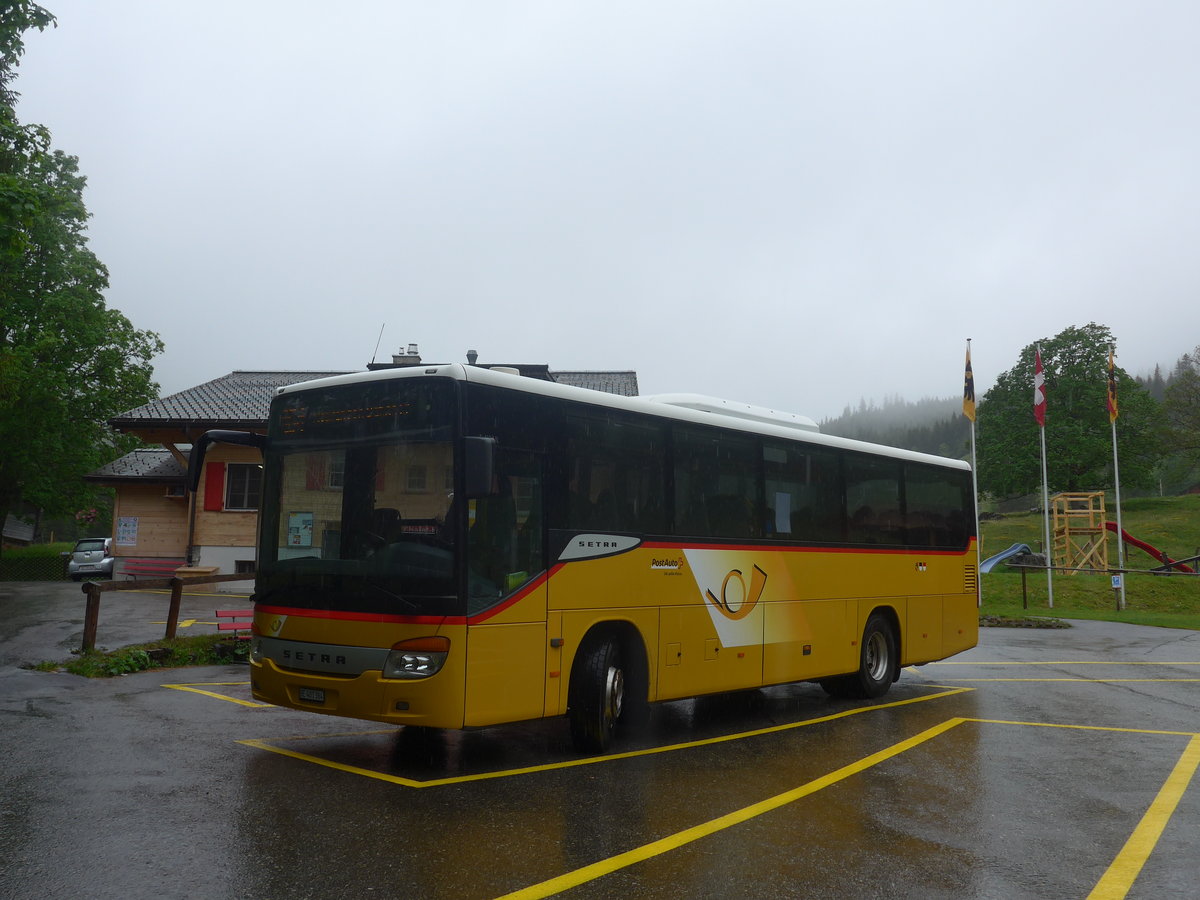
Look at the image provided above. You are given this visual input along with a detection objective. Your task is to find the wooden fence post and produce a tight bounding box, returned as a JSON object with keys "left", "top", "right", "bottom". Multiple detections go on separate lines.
{"left": 82, "top": 582, "right": 101, "bottom": 652}
{"left": 164, "top": 577, "right": 183, "bottom": 640}
{"left": 77, "top": 571, "right": 253, "bottom": 651}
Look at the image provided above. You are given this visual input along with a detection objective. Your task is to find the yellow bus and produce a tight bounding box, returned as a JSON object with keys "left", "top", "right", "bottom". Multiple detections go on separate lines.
{"left": 191, "top": 364, "right": 978, "bottom": 752}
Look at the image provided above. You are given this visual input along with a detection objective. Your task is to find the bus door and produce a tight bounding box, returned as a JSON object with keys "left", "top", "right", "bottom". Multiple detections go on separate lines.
{"left": 462, "top": 448, "right": 549, "bottom": 727}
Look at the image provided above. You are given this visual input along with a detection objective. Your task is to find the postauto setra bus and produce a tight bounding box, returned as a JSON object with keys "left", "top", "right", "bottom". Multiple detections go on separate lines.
{"left": 191, "top": 364, "right": 978, "bottom": 752}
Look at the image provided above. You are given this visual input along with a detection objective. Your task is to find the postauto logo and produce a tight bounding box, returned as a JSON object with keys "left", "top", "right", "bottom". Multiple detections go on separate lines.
{"left": 683, "top": 550, "right": 769, "bottom": 646}
{"left": 704, "top": 564, "right": 767, "bottom": 621}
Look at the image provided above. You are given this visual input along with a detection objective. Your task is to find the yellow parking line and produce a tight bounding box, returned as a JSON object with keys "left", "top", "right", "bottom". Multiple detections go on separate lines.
{"left": 498, "top": 718, "right": 968, "bottom": 900}
{"left": 150, "top": 619, "right": 211, "bottom": 627}
{"left": 931, "top": 660, "right": 1200, "bottom": 666}
{"left": 237, "top": 738, "right": 429, "bottom": 787}
{"left": 941, "top": 678, "right": 1200, "bottom": 683}
{"left": 120, "top": 589, "right": 253, "bottom": 599}
{"left": 499, "top": 718, "right": 1200, "bottom": 899}
{"left": 1088, "top": 733, "right": 1200, "bottom": 899}
{"left": 967, "top": 717, "right": 1198, "bottom": 738}
{"left": 162, "top": 681, "right": 273, "bottom": 708}
{"left": 240, "top": 686, "right": 972, "bottom": 788}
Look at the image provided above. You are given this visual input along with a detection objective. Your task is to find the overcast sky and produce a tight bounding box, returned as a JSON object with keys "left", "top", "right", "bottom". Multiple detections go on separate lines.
{"left": 15, "top": 1, "right": 1200, "bottom": 421}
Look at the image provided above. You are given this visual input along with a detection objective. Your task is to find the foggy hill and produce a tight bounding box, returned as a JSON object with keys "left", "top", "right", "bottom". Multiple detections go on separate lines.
{"left": 820, "top": 395, "right": 971, "bottom": 459}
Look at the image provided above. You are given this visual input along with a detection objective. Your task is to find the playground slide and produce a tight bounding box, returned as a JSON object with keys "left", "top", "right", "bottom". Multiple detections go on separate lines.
{"left": 979, "top": 542, "right": 1033, "bottom": 574}
{"left": 1104, "top": 522, "right": 1196, "bottom": 573}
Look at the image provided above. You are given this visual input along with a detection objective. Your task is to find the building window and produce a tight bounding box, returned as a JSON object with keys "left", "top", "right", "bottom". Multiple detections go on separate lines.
{"left": 328, "top": 455, "right": 345, "bottom": 489}
{"left": 407, "top": 465, "right": 427, "bottom": 492}
{"left": 225, "top": 464, "right": 262, "bottom": 510}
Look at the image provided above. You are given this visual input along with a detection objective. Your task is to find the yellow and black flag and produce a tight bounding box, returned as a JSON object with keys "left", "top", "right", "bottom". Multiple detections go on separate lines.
{"left": 963, "top": 343, "right": 976, "bottom": 422}
{"left": 1107, "top": 347, "right": 1118, "bottom": 423}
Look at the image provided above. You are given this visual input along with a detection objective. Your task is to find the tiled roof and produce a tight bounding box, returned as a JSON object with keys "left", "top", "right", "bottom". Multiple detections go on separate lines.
{"left": 85, "top": 448, "right": 187, "bottom": 482}
{"left": 111, "top": 367, "right": 640, "bottom": 429}
{"left": 111, "top": 371, "right": 349, "bottom": 427}
{"left": 552, "top": 371, "right": 640, "bottom": 396}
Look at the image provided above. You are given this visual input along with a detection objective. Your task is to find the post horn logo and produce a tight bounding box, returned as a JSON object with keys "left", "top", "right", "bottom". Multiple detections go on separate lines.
{"left": 705, "top": 564, "right": 767, "bottom": 621}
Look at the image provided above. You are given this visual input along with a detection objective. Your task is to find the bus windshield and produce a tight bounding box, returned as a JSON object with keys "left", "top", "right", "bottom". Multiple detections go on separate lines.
{"left": 256, "top": 379, "right": 460, "bottom": 617}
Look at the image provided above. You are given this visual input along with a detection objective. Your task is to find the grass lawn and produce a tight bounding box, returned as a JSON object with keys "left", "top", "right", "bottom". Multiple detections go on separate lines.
{"left": 979, "top": 494, "right": 1200, "bottom": 630}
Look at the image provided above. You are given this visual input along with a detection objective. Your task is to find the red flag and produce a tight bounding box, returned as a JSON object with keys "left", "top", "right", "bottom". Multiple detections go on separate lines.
{"left": 1033, "top": 348, "right": 1046, "bottom": 427}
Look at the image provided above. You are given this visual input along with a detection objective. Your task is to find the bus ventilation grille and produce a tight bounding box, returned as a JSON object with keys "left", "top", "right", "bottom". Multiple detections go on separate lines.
{"left": 964, "top": 565, "right": 978, "bottom": 593}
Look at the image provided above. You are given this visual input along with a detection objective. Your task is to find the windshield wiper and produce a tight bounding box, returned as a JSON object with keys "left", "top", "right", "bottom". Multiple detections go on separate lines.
{"left": 360, "top": 580, "right": 421, "bottom": 613}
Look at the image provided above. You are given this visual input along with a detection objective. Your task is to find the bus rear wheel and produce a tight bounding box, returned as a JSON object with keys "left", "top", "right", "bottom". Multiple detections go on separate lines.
{"left": 568, "top": 637, "right": 625, "bottom": 754}
{"left": 821, "top": 613, "right": 896, "bottom": 700}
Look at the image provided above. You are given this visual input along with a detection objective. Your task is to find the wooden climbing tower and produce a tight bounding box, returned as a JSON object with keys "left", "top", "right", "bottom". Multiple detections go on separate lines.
{"left": 1051, "top": 491, "right": 1108, "bottom": 574}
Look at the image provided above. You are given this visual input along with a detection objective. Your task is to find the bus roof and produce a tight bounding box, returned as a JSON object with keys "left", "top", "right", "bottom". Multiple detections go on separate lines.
{"left": 274, "top": 364, "right": 971, "bottom": 471}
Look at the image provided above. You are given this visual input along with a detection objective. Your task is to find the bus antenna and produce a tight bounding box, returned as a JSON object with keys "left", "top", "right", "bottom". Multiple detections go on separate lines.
{"left": 370, "top": 323, "right": 386, "bottom": 365}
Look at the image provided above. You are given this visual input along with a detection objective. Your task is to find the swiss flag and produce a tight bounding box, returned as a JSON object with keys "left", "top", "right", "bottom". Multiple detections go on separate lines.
{"left": 1033, "top": 349, "right": 1047, "bottom": 427}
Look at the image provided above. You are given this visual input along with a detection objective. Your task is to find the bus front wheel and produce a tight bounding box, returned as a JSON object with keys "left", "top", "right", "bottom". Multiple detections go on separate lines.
{"left": 568, "top": 637, "right": 625, "bottom": 754}
{"left": 821, "top": 613, "right": 896, "bottom": 700}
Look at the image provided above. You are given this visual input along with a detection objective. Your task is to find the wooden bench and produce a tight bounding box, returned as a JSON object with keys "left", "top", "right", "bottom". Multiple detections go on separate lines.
{"left": 121, "top": 558, "right": 186, "bottom": 579}
{"left": 215, "top": 608, "right": 254, "bottom": 639}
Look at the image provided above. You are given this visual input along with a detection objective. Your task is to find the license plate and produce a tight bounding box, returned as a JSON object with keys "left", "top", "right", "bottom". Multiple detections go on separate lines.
{"left": 298, "top": 687, "right": 325, "bottom": 703}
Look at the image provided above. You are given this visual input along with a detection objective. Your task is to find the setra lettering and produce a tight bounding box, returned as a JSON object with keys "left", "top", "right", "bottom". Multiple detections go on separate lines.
{"left": 282, "top": 649, "right": 347, "bottom": 666}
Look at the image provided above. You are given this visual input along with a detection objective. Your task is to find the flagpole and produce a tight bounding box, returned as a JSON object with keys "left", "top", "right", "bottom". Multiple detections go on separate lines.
{"left": 965, "top": 339, "right": 981, "bottom": 606}
{"left": 1109, "top": 344, "right": 1126, "bottom": 610}
{"left": 1034, "top": 344, "right": 1054, "bottom": 608}
{"left": 970, "top": 418, "right": 980, "bottom": 606}
{"left": 1039, "top": 423, "right": 1054, "bottom": 608}
{"left": 1111, "top": 417, "right": 1125, "bottom": 609}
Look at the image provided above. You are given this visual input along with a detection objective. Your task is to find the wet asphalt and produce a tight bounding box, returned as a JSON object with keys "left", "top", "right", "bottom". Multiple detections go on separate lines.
{"left": 2, "top": 580, "right": 1199, "bottom": 900}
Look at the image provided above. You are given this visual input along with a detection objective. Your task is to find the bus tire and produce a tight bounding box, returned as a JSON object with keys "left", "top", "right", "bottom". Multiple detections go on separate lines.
{"left": 821, "top": 613, "right": 896, "bottom": 700}
{"left": 568, "top": 637, "right": 625, "bottom": 754}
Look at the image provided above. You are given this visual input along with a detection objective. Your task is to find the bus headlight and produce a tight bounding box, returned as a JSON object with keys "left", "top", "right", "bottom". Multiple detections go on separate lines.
{"left": 249, "top": 636, "right": 263, "bottom": 664}
{"left": 382, "top": 636, "right": 450, "bottom": 679}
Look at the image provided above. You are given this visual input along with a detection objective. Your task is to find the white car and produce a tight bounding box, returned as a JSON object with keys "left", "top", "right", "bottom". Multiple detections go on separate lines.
{"left": 67, "top": 537, "right": 114, "bottom": 581}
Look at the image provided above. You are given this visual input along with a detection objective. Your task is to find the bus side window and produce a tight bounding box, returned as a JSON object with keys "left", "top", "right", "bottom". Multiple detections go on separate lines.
{"left": 845, "top": 454, "right": 903, "bottom": 546}
{"left": 764, "top": 441, "right": 843, "bottom": 543}
{"left": 906, "top": 463, "right": 972, "bottom": 548}
{"left": 674, "top": 426, "right": 758, "bottom": 540}
{"left": 561, "top": 412, "right": 666, "bottom": 535}
{"left": 468, "top": 449, "right": 543, "bottom": 598}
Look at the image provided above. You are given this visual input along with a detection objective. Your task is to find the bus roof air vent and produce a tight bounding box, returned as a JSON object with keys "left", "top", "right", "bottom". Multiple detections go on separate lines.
{"left": 643, "top": 393, "right": 820, "bottom": 432}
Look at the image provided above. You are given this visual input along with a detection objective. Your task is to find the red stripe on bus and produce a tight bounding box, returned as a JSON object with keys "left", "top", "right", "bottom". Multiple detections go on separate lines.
{"left": 256, "top": 605, "right": 456, "bottom": 625}
{"left": 467, "top": 566, "right": 561, "bottom": 624}
{"left": 254, "top": 567, "right": 562, "bottom": 628}
{"left": 639, "top": 541, "right": 972, "bottom": 556}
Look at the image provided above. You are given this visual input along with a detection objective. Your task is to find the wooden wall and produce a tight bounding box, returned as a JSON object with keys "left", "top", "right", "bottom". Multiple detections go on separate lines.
{"left": 193, "top": 445, "right": 261, "bottom": 548}
{"left": 112, "top": 484, "right": 189, "bottom": 558}
{"left": 109, "top": 445, "right": 264, "bottom": 559}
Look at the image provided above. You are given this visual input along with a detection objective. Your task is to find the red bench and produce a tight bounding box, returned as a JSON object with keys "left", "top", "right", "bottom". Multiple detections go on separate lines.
{"left": 121, "top": 558, "right": 186, "bottom": 579}
{"left": 215, "top": 608, "right": 254, "bottom": 639}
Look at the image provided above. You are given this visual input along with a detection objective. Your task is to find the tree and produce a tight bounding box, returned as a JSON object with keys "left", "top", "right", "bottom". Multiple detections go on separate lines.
{"left": 1137, "top": 363, "right": 1168, "bottom": 402}
{"left": 1164, "top": 346, "right": 1200, "bottom": 462}
{"left": 976, "top": 323, "right": 1163, "bottom": 499}
{"left": 0, "top": 3, "right": 162, "bottom": 539}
